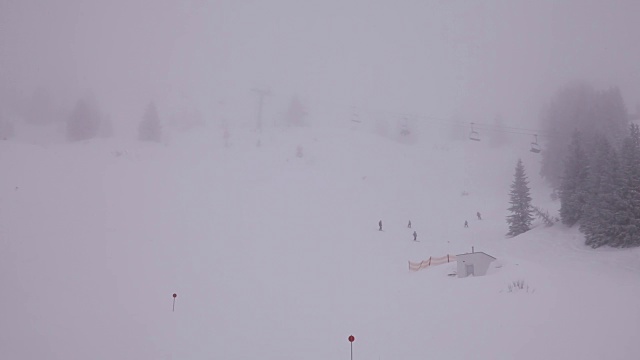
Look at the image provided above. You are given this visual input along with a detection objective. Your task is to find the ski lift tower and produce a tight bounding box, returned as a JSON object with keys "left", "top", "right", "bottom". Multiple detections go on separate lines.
{"left": 251, "top": 88, "right": 271, "bottom": 132}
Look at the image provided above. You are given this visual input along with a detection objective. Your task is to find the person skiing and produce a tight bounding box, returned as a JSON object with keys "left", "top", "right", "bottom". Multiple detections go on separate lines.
{"left": 379, "top": 220, "right": 383, "bottom": 231}
{"left": 464, "top": 220, "right": 469, "bottom": 228}
{"left": 408, "top": 220, "right": 412, "bottom": 228}
{"left": 413, "top": 231, "right": 417, "bottom": 241}
{"left": 477, "top": 212, "right": 482, "bottom": 220}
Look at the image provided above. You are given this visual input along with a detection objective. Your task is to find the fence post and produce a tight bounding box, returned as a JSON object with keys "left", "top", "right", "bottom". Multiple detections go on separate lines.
{"left": 447, "top": 254, "right": 449, "bottom": 263}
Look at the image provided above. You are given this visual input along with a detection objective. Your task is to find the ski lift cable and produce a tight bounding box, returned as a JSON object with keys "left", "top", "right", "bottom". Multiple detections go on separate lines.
{"left": 431, "top": 122, "right": 563, "bottom": 139}
{"left": 399, "top": 114, "right": 560, "bottom": 137}
{"left": 338, "top": 103, "right": 566, "bottom": 138}
{"left": 352, "top": 107, "right": 554, "bottom": 135}
{"left": 441, "top": 121, "right": 561, "bottom": 138}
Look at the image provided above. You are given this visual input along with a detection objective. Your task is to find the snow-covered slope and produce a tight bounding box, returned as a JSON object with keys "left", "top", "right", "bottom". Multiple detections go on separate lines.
{"left": 1, "top": 123, "right": 639, "bottom": 360}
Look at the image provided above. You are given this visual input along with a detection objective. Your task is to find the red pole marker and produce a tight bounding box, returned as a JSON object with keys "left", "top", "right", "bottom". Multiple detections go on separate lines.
{"left": 348, "top": 335, "right": 355, "bottom": 360}
{"left": 172, "top": 293, "right": 177, "bottom": 312}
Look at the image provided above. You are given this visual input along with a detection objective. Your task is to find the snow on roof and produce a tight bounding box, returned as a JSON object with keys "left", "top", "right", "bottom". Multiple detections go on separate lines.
{"left": 455, "top": 251, "right": 497, "bottom": 260}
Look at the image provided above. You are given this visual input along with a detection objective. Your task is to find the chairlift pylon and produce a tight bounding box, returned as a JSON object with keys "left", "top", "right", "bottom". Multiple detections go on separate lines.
{"left": 469, "top": 123, "right": 481, "bottom": 141}
{"left": 530, "top": 134, "right": 541, "bottom": 153}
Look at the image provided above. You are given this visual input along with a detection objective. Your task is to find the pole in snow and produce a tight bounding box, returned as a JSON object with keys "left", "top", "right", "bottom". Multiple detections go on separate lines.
{"left": 348, "top": 335, "right": 355, "bottom": 360}
{"left": 251, "top": 88, "right": 271, "bottom": 132}
{"left": 172, "top": 293, "right": 177, "bottom": 312}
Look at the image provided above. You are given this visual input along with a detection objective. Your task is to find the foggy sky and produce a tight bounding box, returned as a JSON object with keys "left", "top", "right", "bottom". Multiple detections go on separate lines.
{"left": 1, "top": 0, "right": 639, "bottom": 127}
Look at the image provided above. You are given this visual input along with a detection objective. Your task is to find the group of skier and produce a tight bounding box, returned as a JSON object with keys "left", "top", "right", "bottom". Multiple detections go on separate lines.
{"left": 379, "top": 211, "right": 482, "bottom": 241}
{"left": 377, "top": 219, "right": 418, "bottom": 241}
{"left": 464, "top": 212, "right": 482, "bottom": 228}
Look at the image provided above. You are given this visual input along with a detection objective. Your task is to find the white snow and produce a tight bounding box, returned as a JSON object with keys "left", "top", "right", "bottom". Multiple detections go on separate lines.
{"left": 1, "top": 122, "right": 639, "bottom": 360}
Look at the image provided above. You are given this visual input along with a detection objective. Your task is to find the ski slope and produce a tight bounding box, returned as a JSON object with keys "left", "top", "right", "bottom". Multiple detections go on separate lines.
{"left": 1, "top": 121, "right": 639, "bottom": 360}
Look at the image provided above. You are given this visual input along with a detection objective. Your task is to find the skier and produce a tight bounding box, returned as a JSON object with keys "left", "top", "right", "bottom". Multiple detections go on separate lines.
{"left": 379, "top": 220, "right": 383, "bottom": 231}
{"left": 477, "top": 212, "right": 482, "bottom": 220}
{"left": 413, "top": 231, "right": 417, "bottom": 241}
{"left": 408, "top": 220, "right": 412, "bottom": 228}
{"left": 464, "top": 220, "right": 469, "bottom": 228}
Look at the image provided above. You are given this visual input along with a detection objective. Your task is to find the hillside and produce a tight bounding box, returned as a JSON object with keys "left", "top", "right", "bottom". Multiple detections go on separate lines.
{"left": 1, "top": 122, "right": 639, "bottom": 360}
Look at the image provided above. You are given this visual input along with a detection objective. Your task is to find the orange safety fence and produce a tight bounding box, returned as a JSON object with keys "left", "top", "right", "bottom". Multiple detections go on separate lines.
{"left": 408, "top": 254, "right": 456, "bottom": 271}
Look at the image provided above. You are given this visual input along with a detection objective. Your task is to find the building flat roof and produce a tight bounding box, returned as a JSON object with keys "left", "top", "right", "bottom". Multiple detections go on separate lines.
{"left": 455, "top": 251, "right": 496, "bottom": 260}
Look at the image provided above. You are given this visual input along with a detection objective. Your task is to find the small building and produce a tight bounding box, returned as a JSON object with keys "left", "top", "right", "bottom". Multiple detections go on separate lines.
{"left": 456, "top": 251, "right": 496, "bottom": 278}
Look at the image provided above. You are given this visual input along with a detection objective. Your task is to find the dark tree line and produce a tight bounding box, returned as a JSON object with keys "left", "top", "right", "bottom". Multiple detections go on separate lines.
{"left": 540, "top": 83, "right": 628, "bottom": 189}
{"left": 66, "top": 98, "right": 161, "bottom": 143}
{"left": 538, "top": 82, "right": 639, "bottom": 248}
{"left": 559, "top": 124, "right": 640, "bottom": 248}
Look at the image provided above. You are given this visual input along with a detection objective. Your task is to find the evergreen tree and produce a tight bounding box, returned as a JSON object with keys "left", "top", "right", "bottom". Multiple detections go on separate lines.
{"left": 66, "top": 98, "right": 101, "bottom": 142}
{"left": 615, "top": 124, "right": 640, "bottom": 247}
{"left": 559, "top": 130, "right": 590, "bottom": 226}
{"left": 593, "top": 87, "right": 628, "bottom": 147}
{"left": 540, "top": 83, "right": 628, "bottom": 188}
{"left": 507, "top": 159, "right": 534, "bottom": 237}
{"left": 138, "top": 102, "right": 162, "bottom": 142}
{"left": 540, "top": 83, "right": 596, "bottom": 188}
{"left": 580, "top": 136, "right": 624, "bottom": 248}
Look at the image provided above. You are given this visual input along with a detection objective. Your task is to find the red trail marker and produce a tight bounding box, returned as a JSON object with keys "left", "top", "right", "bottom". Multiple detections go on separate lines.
{"left": 348, "top": 335, "right": 355, "bottom": 360}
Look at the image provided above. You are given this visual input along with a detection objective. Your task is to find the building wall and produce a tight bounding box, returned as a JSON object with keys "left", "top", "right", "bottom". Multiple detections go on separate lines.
{"left": 456, "top": 252, "right": 495, "bottom": 277}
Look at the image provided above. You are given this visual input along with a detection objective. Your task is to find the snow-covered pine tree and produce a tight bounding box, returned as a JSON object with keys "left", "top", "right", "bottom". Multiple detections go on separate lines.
{"left": 138, "top": 102, "right": 162, "bottom": 142}
{"left": 580, "top": 136, "right": 625, "bottom": 248}
{"left": 580, "top": 135, "right": 624, "bottom": 248}
{"left": 559, "top": 130, "right": 590, "bottom": 226}
{"left": 615, "top": 124, "right": 640, "bottom": 247}
{"left": 507, "top": 159, "right": 534, "bottom": 237}
{"left": 532, "top": 206, "right": 558, "bottom": 227}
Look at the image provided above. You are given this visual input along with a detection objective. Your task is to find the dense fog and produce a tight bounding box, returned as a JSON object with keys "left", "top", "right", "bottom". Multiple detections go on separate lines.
{"left": 3, "top": 3, "right": 640, "bottom": 359}
{"left": 1, "top": 0, "right": 639, "bottom": 134}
